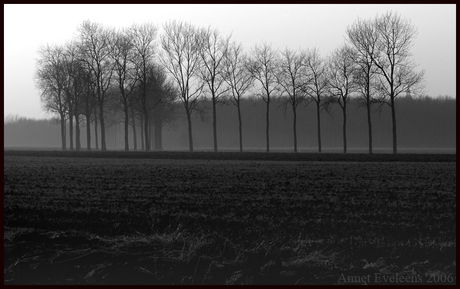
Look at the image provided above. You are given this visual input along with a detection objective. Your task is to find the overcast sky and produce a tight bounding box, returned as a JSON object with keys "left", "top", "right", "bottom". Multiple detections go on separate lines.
{"left": 4, "top": 4, "right": 456, "bottom": 120}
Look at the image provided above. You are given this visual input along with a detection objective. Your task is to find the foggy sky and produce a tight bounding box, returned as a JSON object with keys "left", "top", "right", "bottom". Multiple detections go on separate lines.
{"left": 4, "top": 4, "right": 456, "bottom": 120}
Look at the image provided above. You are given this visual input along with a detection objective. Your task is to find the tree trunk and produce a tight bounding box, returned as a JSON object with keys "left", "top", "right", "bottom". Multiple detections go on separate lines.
{"left": 86, "top": 114, "right": 91, "bottom": 151}
{"left": 144, "top": 111, "right": 150, "bottom": 151}
{"left": 154, "top": 120, "right": 158, "bottom": 150}
{"left": 265, "top": 99, "right": 270, "bottom": 153}
{"left": 213, "top": 94, "right": 218, "bottom": 152}
{"left": 60, "top": 113, "right": 66, "bottom": 151}
{"left": 342, "top": 103, "right": 347, "bottom": 154}
{"left": 94, "top": 112, "right": 98, "bottom": 150}
{"left": 237, "top": 102, "right": 243, "bottom": 153}
{"left": 131, "top": 110, "right": 137, "bottom": 151}
{"left": 140, "top": 114, "right": 144, "bottom": 151}
{"left": 293, "top": 105, "right": 297, "bottom": 153}
{"left": 69, "top": 111, "right": 74, "bottom": 151}
{"left": 158, "top": 124, "right": 163, "bottom": 150}
{"left": 186, "top": 107, "right": 194, "bottom": 152}
{"left": 366, "top": 99, "right": 373, "bottom": 154}
{"left": 316, "top": 102, "right": 322, "bottom": 153}
{"left": 391, "top": 96, "right": 397, "bottom": 154}
{"left": 124, "top": 103, "right": 129, "bottom": 151}
{"left": 99, "top": 104, "right": 106, "bottom": 151}
{"left": 75, "top": 113, "right": 81, "bottom": 151}
{"left": 149, "top": 118, "right": 154, "bottom": 150}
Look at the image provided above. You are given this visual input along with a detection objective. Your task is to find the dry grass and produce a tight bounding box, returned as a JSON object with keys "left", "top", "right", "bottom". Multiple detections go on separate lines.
{"left": 4, "top": 225, "right": 456, "bottom": 285}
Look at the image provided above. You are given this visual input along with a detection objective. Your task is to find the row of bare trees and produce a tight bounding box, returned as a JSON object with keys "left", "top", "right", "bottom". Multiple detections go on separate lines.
{"left": 36, "top": 11, "right": 424, "bottom": 154}
{"left": 36, "top": 21, "right": 178, "bottom": 152}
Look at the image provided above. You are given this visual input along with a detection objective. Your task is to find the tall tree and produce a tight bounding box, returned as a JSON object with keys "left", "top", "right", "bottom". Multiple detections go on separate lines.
{"left": 144, "top": 66, "right": 179, "bottom": 151}
{"left": 198, "top": 27, "right": 231, "bottom": 152}
{"left": 79, "top": 63, "right": 97, "bottom": 151}
{"left": 346, "top": 17, "right": 380, "bottom": 154}
{"left": 35, "top": 44, "right": 68, "bottom": 150}
{"left": 302, "top": 48, "right": 329, "bottom": 153}
{"left": 276, "top": 48, "right": 308, "bottom": 153}
{"left": 109, "top": 27, "right": 139, "bottom": 151}
{"left": 246, "top": 43, "right": 280, "bottom": 153}
{"left": 129, "top": 23, "right": 158, "bottom": 151}
{"left": 223, "top": 42, "right": 254, "bottom": 152}
{"left": 371, "top": 11, "right": 425, "bottom": 154}
{"left": 78, "top": 20, "right": 115, "bottom": 151}
{"left": 160, "top": 20, "right": 203, "bottom": 152}
{"left": 327, "top": 44, "right": 358, "bottom": 154}
{"left": 69, "top": 56, "right": 88, "bottom": 151}
{"left": 62, "top": 41, "right": 85, "bottom": 151}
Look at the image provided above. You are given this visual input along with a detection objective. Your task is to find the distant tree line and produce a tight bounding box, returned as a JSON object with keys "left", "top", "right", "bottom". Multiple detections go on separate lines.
{"left": 4, "top": 95, "right": 455, "bottom": 151}
{"left": 35, "top": 11, "right": 425, "bottom": 154}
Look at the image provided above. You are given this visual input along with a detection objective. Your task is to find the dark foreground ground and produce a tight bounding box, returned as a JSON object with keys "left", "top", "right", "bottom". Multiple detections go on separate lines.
{"left": 4, "top": 150, "right": 456, "bottom": 285}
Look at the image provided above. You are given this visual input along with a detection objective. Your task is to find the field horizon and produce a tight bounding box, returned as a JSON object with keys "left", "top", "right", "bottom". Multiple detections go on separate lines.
{"left": 4, "top": 146, "right": 457, "bottom": 155}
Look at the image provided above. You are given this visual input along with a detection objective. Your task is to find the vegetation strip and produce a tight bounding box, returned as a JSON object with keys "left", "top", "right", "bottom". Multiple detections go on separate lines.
{"left": 3, "top": 150, "right": 456, "bottom": 162}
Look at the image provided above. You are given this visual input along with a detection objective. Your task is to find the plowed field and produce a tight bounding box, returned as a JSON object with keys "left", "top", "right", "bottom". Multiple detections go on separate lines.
{"left": 4, "top": 151, "right": 456, "bottom": 285}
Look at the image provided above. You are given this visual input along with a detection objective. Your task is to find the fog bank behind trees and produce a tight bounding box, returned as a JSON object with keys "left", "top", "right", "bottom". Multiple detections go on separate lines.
{"left": 4, "top": 96, "right": 455, "bottom": 153}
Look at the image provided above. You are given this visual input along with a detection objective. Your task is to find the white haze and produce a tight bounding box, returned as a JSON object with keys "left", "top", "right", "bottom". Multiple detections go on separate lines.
{"left": 4, "top": 4, "right": 456, "bottom": 120}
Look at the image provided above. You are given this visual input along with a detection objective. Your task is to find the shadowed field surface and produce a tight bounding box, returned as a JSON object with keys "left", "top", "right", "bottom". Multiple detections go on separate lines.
{"left": 3, "top": 149, "right": 456, "bottom": 162}
{"left": 4, "top": 151, "right": 456, "bottom": 284}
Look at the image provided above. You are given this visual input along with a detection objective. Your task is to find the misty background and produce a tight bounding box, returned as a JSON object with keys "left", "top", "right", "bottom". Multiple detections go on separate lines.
{"left": 4, "top": 95, "right": 455, "bottom": 152}
{"left": 4, "top": 4, "right": 456, "bottom": 120}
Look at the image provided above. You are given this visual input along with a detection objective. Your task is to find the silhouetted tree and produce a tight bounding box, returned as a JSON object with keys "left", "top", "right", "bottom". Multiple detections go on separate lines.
{"left": 160, "top": 20, "right": 204, "bottom": 152}
{"left": 78, "top": 20, "right": 115, "bottom": 151}
{"left": 70, "top": 56, "right": 90, "bottom": 151}
{"left": 198, "top": 27, "right": 231, "bottom": 152}
{"left": 109, "top": 27, "right": 139, "bottom": 151}
{"left": 347, "top": 17, "right": 380, "bottom": 154}
{"left": 276, "top": 48, "right": 308, "bottom": 153}
{"left": 35, "top": 44, "right": 68, "bottom": 150}
{"left": 223, "top": 42, "right": 254, "bottom": 152}
{"left": 144, "top": 65, "right": 180, "bottom": 150}
{"left": 129, "top": 23, "right": 158, "bottom": 151}
{"left": 246, "top": 43, "right": 280, "bottom": 153}
{"left": 371, "top": 11, "right": 425, "bottom": 154}
{"left": 302, "top": 48, "right": 329, "bottom": 153}
{"left": 78, "top": 64, "right": 97, "bottom": 151}
{"left": 62, "top": 41, "right": 86, "bottom": 151}
{"left": 327, "top": 44, "right": 358, "bottom": 153}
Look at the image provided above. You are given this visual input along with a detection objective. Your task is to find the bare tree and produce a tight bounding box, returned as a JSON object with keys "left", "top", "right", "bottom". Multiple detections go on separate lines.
{"left": 145, "top": 67, "right": 179, "bottom": 151}
{"left": 276, "top": 48, "right": 308, "bottom": 153}
{"left": 80, "top": 64, "right": 97, "bottom": 151}
{"left": 198, "top": 27, "right": 231, "bottom": 152}
{"left": 129, "top": 23, "right": 158, "bottom": 151}
{"left": 69, "top": 54, "right": 88, "bottom": 152}
{"left": 160, "top": 20, "right": 203, "bottom": 152}
{"left": 62, "top": 41, "right": 86, "bottom": 151}
{"left": 223, "top": 42, "right": 254, "bottom": 152}
{"left": 78, "top": 20, "right": 115, "bottom": 151}
{"left": 246, "top": 43, "right": 280, "bottom": 153}
{"left": 372, "top": 11, "right": 425, "bottom": 154}
{"left": 346, "top": 17, "right": 381, "bottom": 154}
{"left": 327, "top": 44, "right": 358, "bottom": 154}
{"left": 302, "top": 48, "right": 329, "bottom": 153}
{"left": 35, "top": 44, "right": 68, "bottom": 150}
{"left": 109, "top": 27, "right": 139, "bottom": 151}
